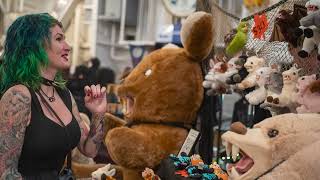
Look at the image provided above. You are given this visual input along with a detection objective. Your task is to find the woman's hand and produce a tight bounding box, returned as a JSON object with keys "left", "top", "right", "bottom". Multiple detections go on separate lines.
{"left": 84, "top": 84, "right": 107, "bottom": 114}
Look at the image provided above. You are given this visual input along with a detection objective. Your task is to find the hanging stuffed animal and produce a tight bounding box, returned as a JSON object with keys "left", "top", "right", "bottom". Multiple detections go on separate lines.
{"left": 236, "top": 56, "right": 265, "bottom": 90}
{"left": 245, "top": 66, "right": 275, "bottom": 105}
{"left": 295, "top": 74, "right": 320, "bottom": 113}
{"left": 226, "top": 55, "right": 249, "bottom": 85}
{"left": 260, "top": 70, "right": 291, "bottom": 116}
{"left": 271, "top": 6, "right": 307, "bottom": 47}
{"left": 295, "top": 0, "right": 320, "bottom": 60}
{"left": 226, "top": 22, "right": 248, "bottom": 57}
{"left": 264, "top": 65, "right": 301, "bottom": 113}
{"left": 202, "top": 56, "right": 230, "bottom": 95}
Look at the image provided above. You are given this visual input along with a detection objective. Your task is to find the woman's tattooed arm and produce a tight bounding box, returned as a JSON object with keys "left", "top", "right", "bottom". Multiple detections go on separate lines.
{"left": 70, "top": 93, "right": 104, "bottom": 158}
{"left": 0, "top": 86, "right": 31, "bottom": 179}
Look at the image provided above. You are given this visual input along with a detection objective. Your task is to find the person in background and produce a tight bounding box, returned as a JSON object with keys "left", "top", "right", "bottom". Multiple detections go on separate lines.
{"left": 67, "top": 65, "right": 92, "bottom": 118}
{"left": 0, "top": 13, "right": 107, "bottom": 179}
{"left": 87, "top": 57, "right": 101, "bottom": 84}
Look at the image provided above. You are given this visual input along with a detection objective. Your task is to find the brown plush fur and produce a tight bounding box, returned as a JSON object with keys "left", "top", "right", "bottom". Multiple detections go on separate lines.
{"left": 105, "top": 12, "right": 214, "bottom": 179}
{"left": 117, "top": 48, "right": 203, "bottom": 123}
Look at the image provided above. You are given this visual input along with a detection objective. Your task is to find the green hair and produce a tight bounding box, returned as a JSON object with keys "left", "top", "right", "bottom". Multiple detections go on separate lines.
{"left": 0, "top": 13, "right": 66, "bottom": 94}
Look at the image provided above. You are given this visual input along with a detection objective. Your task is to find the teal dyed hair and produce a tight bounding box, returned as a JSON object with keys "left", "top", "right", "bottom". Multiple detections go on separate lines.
{"left": 0, "top": 13, "right": 66, "bottom": 94}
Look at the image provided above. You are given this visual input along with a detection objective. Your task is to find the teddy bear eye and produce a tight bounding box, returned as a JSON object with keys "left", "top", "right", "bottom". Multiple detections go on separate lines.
{"left": 268, "top": 129, "right": 279, "bottom": 138}
{"left": 293, "top": 72, "right": 296, "bottom": 76}
{"left": 145, "top": 69, "right": 152, "bottom": 76}
{"left": 301, "top": 77, "right": 305, "bottom": 80}
{"left": 251, "top": 62, "right": 253, "bottom": 64}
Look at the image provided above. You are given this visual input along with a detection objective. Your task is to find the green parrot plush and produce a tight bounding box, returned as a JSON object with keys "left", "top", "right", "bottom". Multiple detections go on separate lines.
{"left": 226, "top": 21, "right": 248, "bottom": 56}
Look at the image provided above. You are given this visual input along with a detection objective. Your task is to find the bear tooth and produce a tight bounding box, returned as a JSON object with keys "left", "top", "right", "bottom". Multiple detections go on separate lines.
{"left": 232, "top": 144, "right": 239, "bottom": 162}
{"left": 226, "top": 142, "right": 231, "bottom": 157}
{"left": 231, "top": 166, "right": 240, "bottom": 178}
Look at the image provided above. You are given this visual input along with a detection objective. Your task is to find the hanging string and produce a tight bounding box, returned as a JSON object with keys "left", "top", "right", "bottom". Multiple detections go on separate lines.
{"left": 241, "top": 0, "right": 288, "bottom": 21}
{"left": 211, "top": 1, "right": 241, "bottom": 21}
{"left": 210, "top": 0, "right": 288, "bottom": 22}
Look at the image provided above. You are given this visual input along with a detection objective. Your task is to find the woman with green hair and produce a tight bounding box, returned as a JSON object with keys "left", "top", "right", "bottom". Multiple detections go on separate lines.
{"left": 0, "top": 13, "right": 107, "bottom": 179}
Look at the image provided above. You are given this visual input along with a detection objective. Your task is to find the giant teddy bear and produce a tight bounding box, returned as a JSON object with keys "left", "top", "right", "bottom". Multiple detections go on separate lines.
{"left": 104, "top": 12, "right": 214, "bottom": 180}
{"left": 222, "top": 113, "right": 320, "bottom": 180}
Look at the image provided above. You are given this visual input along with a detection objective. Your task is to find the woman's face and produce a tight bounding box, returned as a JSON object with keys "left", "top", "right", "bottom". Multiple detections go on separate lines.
{"left": 46, "top": 25, "right": 71, "bottom": 70}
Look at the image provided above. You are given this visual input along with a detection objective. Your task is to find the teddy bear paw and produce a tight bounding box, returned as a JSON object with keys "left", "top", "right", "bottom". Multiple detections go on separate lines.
{"left": 298, "top": 50, "right": 309, "bottom": 58}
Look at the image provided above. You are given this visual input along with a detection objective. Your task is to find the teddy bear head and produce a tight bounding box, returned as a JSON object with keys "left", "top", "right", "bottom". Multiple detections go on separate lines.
{"left": 244, "top": 56, "right": 265, "bottom": 73}
{"left": 222, "top": 113, "right": 320, "bottom": 179}
{"left": 117, "top": 12, "right": 214, "bottom": 125}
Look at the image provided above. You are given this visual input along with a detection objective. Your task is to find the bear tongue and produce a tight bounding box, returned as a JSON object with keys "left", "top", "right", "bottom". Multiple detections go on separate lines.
{"left": 235, "top": 154, "right": 254, "bottom": 174}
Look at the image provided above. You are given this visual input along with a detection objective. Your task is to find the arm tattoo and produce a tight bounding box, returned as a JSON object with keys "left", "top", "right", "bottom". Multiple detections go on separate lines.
{"left": 0, "top": 89, "right": 31, "bottom": 179}
{"left": 87, "top": 113, "right": 105, "bottom": 144}
{"left": 70, "top": 92, "right": 103, "bottom": 156}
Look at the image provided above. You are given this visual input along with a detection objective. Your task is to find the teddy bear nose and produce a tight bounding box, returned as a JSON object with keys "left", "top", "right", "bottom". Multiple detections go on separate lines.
{"left": 230, "top": 122, "right": 247, "bottom": 135}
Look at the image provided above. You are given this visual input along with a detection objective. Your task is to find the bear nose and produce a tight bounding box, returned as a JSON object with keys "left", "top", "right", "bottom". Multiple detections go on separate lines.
{"left": 230, "top": 122, "right": 247, "bottom": 135}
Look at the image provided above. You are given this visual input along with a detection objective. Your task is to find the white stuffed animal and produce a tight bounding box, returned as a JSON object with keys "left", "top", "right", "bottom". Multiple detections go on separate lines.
{"left": 202, "top": 58, "right": 230, "bottom": 95}
{"left": 91, "top": 164, "right": 116, "bottom": 180}
{"left": 236, "top": 56, "right": 265, "bottom": 90}
{"left": 245, "top": 67, "right": 275, "bottom": 105}
{"left": 296, "top": 0, "right": 320, "bottom": 59}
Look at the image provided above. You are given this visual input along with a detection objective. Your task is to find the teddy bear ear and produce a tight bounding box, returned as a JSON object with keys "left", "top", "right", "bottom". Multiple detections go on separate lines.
{"left": 180, "top": 11, "right": 214, "bottom": 62}
{"left": 162, "top": 43, "right": 180, "bottom": 49}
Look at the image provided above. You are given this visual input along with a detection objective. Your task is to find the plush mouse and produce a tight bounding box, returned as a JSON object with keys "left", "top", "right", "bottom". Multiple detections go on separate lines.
{"left": 222, "top": 113, "right": 320, "bottom": 179}
{"left": 104, "top": 12, "right": 214, "bottom": 180}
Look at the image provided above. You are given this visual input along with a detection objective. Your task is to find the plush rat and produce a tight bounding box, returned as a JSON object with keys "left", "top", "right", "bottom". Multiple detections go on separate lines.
{"left": 104, "top": 12, "right": 214, "bottom": 180}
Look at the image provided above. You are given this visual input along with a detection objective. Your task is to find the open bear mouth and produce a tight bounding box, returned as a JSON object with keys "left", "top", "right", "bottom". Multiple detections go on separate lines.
{"left": 224, "top": 142, "right": 254, "bottom": 177}
{"left": 122, "top": 96, "right": 134, "bottom": 117}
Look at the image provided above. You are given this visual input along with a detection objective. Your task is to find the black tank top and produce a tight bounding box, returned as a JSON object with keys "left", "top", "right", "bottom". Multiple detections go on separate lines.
{"left": 18, "top": 87, "right": 81, "bottom": 177}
